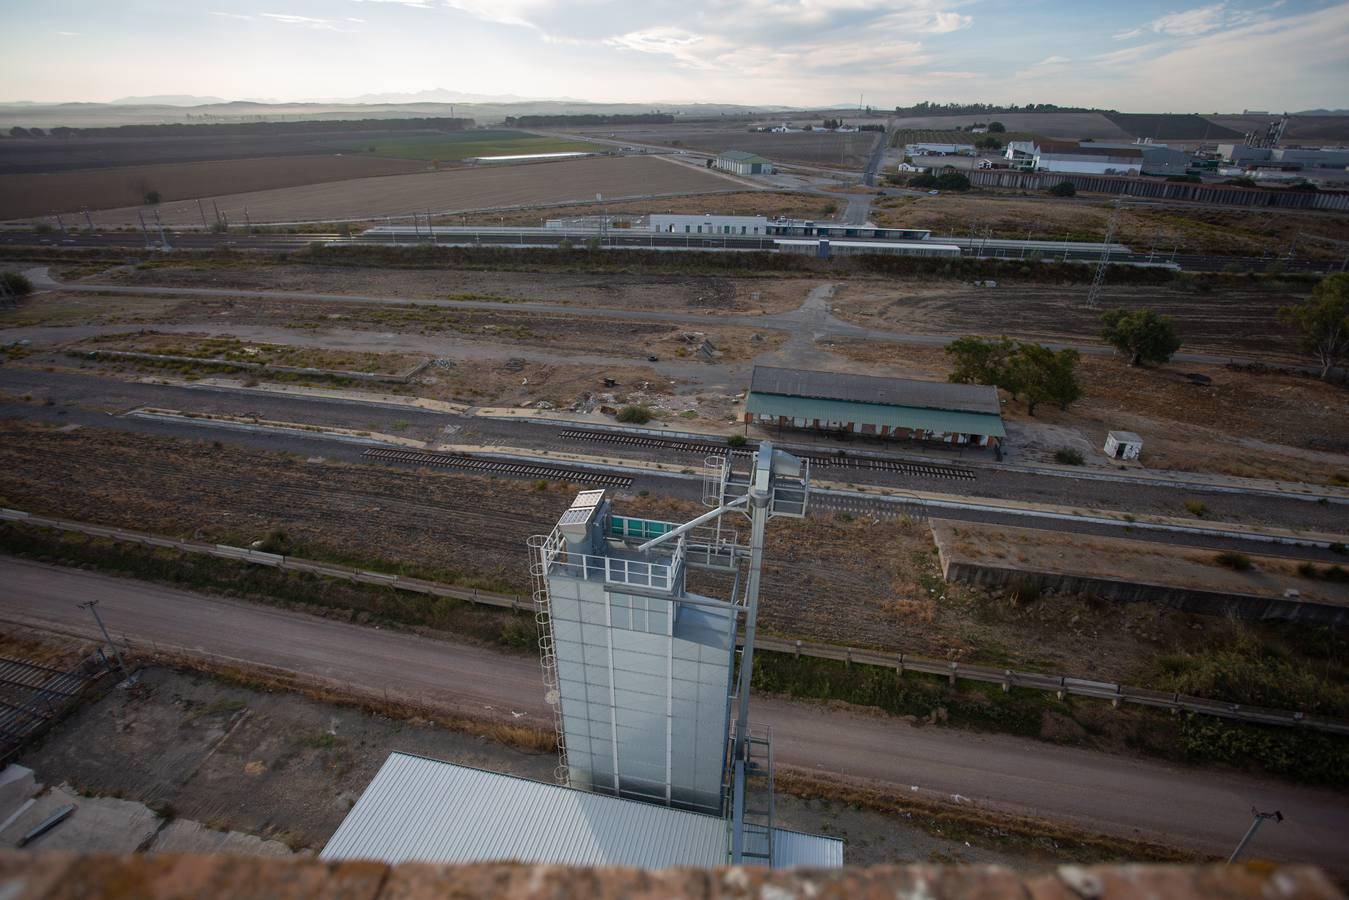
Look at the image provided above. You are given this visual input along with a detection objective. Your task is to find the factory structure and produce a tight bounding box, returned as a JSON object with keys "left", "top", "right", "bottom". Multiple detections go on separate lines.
{"left": 745, "top": 366, "right": 1006, "bottom": 447}
{"left": 322, "top": 445, "right": 844, "bottom": 869}
{"left": 714, "top": 150, "right": 775, "bottom": 175}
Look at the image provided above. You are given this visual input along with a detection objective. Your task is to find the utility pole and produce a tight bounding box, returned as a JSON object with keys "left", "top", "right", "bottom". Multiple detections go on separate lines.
{"left": 153, "top": 209, "right": 170, "bottom": 251}
{"left": 198, "top": 199, "right": 209, "bottom": 230}
{"left": 1087, "top": 199, "right": 1123, "bottom": 310}
{"left": 1228, "top": 808, "right": 1282, "bottom": 864}
{"left": 78, "top": 600, "right": 134, "bottom": 685}
{"left": 83, "top": 209, "right": 95, "bottom": 233}
{"left": 137, "top": 211, "right": 152, "bottom": 249}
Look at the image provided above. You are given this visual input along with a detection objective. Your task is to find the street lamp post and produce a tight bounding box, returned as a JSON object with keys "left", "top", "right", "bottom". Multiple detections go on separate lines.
{"left": 77, "top": 600, "right": 133, "bottom": 685}
{"left": 1228, "top": 808, "right": 1283, "bottom": 864}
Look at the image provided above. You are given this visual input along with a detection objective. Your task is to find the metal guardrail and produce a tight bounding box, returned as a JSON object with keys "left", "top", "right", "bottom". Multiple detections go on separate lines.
{"left": 4, "top": 507, "right": 1346, "bottom": 737}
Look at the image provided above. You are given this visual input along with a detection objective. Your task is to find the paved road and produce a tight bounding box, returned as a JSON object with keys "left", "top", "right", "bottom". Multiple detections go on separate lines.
{"left": 6, "top": 558, "right": 1346, "bottom": 871}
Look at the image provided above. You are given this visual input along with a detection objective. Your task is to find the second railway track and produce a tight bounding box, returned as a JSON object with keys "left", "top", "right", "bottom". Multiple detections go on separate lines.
{"left": 557, "top": 429, "right": 976, "bottom": 481}
{"left": 362, "top": 448, "right": 634, "bottom": 488}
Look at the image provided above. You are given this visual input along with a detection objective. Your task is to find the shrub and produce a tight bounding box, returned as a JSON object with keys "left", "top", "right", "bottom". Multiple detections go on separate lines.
{"left": 1214, "top": 551, "right": 1253, "bottom": 571}
{"left": 1184, "top": 500, "right": 1208, "bottom": 517}
{"left": 727, "top": 434, "right": 748, "bottom": 448}
{"left": 1, "top": 271, "right": 34, "bottom": 297}
{"left": 1054, "top": 448, "right": 1084, "bottom": 466}
{"left": 616, "top": 404, "right": 652, "bottom": 424}
{"left": 144, "top": 190, "right": 161, "bottom": 205}
{"left": 1048, "top": 181, "right": 1076, "bottom": 197}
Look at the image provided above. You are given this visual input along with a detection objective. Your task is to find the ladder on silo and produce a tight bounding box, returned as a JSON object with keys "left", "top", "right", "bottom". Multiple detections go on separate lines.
{"left": 527, "top": 533, "right": 569, "bottom": 785}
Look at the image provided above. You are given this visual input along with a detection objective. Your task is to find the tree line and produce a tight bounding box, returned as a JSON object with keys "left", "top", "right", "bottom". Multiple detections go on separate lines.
{"left": 4, "top": 117, "right": 476, "bottom": 139}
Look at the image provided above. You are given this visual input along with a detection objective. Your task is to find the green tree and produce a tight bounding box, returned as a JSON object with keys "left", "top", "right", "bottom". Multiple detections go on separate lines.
{"left": 1, "top": 271, "right": 34, "bottom": 297}
{"left": 946, "top": 336, "right": 1017, "bottom": 386}
{"left": 934, "top": 172, "right": 970, "bottom": 191}
{"left": 908, "top": 173, "right": 938, "bottom": 188}
{"left": 1048, "top": 180, "right": 1076, "bottom": 197}
{"left": 1100, "top": 307, "right": 1182, "bottom": 366}
{"left": 975, "top": 136, "right": 1003, "bottom": 150}
{"left": 1008, "top": 344, "right": 1081, "bottom": 414}
{"left": 144, "top": 190, "right": 161, "bottom": 205}
{"left": 1279, "top": 273, "right": 1349, "bottom": 379}
{"left": 988, "top": 121, "right": 1006, "bottom": 133}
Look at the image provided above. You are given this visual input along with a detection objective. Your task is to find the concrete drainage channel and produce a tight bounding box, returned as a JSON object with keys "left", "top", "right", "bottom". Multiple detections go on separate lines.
{"left": 360, "top": 448, "right": 634, "bottom": 488}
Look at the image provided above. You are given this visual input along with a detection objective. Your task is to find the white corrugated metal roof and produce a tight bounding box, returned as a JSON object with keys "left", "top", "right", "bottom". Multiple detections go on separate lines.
{"left": 321, "top": 753, "right": 842, "bottom": 869}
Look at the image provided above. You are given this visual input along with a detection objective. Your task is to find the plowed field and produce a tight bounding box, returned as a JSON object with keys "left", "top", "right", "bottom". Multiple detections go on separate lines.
{"left": 80, "top": 156, "right": 749, "bottom": 227}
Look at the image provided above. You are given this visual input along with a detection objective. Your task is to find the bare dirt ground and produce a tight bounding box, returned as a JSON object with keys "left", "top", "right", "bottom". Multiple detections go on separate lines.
{"left": 871, "top": 194, "right": 1349, "bottom": 259}
{"left": 2, "top": 156, "right": 428, "bottom": 221}
{"left": 79, "top": 156, "right": 749, "bottom": 227}
{"left": 828, "top": 279, "right": 1310, "bottom": 357}
{"left": 96, "top": 262, "right": 814, "bottom": 316}
{"left": 0, "top": 421, "right": 1277, "bottom": 685}
{"left": 15, "top": 663, "right": 1020, "bottom": 866}
{"left": 934, "top": 521, "right": 1349, "bottom": 607}
{"left": 827, "top": 340, "right": 1349, "bottom": 483}
{"left": 455, "top": 191, "right": 841, "bottom": 226}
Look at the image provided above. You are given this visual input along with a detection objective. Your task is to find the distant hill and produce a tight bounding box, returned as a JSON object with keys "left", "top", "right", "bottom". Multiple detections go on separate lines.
{"left": 110, "top": 95, "right": 227, "bottom": 106}
{"left": 1294, "top": 109, "right": 1349, "bottom": 116}
{"left": 1104, "top": 112, "right": 1243, "bottom": 140}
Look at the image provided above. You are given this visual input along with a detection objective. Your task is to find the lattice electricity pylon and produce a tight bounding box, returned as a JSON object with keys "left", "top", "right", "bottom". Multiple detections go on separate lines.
{"left": 1086, "top": 199, "right": 1123, "bottom": 310}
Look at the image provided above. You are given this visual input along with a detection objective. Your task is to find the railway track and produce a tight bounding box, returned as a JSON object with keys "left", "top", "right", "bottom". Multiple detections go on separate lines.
{"left": 809, "top": 493, "right": 928, "bottom": 521}
{"left": 362, "top": 448, "right": 634, "bottom": 488}
{"left": 557, "top": 429, "right": 976, "bottom": 481}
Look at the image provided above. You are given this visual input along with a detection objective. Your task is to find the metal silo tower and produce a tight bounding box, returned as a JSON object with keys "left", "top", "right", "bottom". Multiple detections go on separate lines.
{"left": 528, "top": 442, "right": 809, "bottom": 865}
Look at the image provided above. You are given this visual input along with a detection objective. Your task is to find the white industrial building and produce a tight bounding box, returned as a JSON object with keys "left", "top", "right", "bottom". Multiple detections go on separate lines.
{"left": 1028, "top": 140, "right": 1143, "bottom": 175}
{"left": 650, "top": 213, "right": 769, "bottom": 235}
{"left": 323, "top": 454, "right": 843, "bottom": 870}
{"left": 905, "top": 142, "right": 975, "bottom": 156}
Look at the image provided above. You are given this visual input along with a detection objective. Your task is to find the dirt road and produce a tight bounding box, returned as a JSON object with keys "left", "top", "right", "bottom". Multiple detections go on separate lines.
{"left": 4, "top": 557, "right": 1346, "bottom": 870}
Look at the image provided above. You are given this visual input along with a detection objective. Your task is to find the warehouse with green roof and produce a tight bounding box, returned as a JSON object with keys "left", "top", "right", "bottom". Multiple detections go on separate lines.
{"left": 715, "top": 150, "right": 775, "bottom": 175}
{"left": 744, "top": 366, "right": 1005, "bottom": 447}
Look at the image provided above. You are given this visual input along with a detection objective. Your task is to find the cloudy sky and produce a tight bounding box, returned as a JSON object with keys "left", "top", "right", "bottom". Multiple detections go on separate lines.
{"left": 3, "top": 0, "right": 1347, "bottom": 110}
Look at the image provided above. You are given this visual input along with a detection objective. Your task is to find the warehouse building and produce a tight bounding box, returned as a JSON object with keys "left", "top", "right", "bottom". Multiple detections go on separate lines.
{"left": 744, "top": 366, "right": 1005, "bottom": 446}
{"left": 775, "top": 238, "right": 960, "bottom": 258}
{"left": 1029, "top": 140, "right": 1143, "bottom": 175}
{"left": 715, "top": 150, "right": 775, "bottom": 175}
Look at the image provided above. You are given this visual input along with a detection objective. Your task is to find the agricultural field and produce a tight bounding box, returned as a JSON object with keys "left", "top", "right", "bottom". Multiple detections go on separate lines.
{"left": 0, "top": 126, "right": 469, "bottom": 175}
{"left": 321, "top": 129, "right": 597, "bottom": 161}
{"left": 596, "top": 126, "right": 880, "bottom": 169}
{"left": 78, "top": 155, "right": 747, "bottom": 226}
{"left": 1207, "top": 114, "right": 1349, "bottom": 144}
{"left": 870, "top": 193, "right": 1349, "bottom": 259}
{"left": 890, "top": 129, "right": 1032, "bottom": 148}
{"left": 1102, "top": 112, "right": 1243, "bottom": 141}
{"left": 455, "top": 191, "right": 841, "bottom": 226}
{"left": 0, "top": 155, "right": 427, "bottom": 220}
{"left": 890, "top": 112, "right": 1130, "bottom": 140}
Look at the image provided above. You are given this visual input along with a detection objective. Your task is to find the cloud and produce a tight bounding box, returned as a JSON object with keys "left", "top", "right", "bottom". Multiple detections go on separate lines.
{"left": 55, "top": 31, "right": 82, "bottom": 36}
{"left": 209, "top": 11, "right": 255, "bottom": 21}
{"left": 1112, "top": 27, "right": 1143, "bottom": 40}
{"left": 258, "top": 13, "right": 361, "bottom": 31}
{"left": 1148, "top": 3, "right": 1228, "bottom": 36}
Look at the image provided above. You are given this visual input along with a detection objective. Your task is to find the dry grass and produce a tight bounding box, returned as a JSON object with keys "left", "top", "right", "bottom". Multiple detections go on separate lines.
{"left": 77, "top": 332, "right": 425, "bottom": 376}
{"left": 774, "top": 769, "right": 1197, "bottom": 864}
{"left": 935, "top": 521, "right": 1349, "bottom": 605}
{"left": 0, "top": 628, "right": 94, "bottom": 670}
{"left": 455, "top": 191, "right": 837, "bottom": 226}
{"left": 870, "top": 194, "right": 1348, "bottom": 260}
